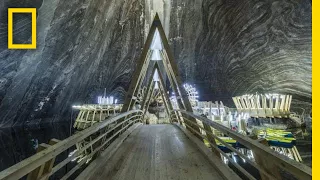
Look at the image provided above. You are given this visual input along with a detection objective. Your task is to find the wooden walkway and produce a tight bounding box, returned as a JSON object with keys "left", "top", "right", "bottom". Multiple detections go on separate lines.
{"left": 0, "top": 110, "right": 311, "bottom": 180}
{"left": 79, "top": 124, "right": 224, "bottom": 180}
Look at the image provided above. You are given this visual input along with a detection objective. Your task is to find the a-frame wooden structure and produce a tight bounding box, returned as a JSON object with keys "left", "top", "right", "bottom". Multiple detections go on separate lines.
{"left": 121, "top": 13, "right": 200, "bottom": 134}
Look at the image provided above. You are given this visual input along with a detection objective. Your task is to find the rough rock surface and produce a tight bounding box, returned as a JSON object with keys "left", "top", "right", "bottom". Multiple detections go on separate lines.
{"left": 0, "top": 0, "right": 145, "bottom": 126}
{"left": 169, "top": 0, "right": 311, "bottom": 115}
{"left": 0, "top": 0, "right": 311, "bottom": 126}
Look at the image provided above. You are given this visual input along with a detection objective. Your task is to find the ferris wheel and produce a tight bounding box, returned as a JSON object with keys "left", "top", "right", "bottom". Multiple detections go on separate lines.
{"left": 183, "top": 84, "right": 199, "bottom": 107}
{"left": 170, "top": 84, "right": 199, "bottom": 108}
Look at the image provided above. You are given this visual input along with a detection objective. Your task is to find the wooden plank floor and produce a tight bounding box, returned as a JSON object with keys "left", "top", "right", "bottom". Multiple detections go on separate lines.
{"left": 84, "top": 124, "right": 224, "bottom": 180}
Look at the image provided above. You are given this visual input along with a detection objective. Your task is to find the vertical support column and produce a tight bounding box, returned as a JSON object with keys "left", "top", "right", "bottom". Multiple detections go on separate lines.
{"left": 288, "top": 95, "right": 292, "bottom": 112}
{"left": 215, "top": 101, "right": 219, "bottom": 116}
{"left": 209, "top": 101, "right": 212, "bottom": 120}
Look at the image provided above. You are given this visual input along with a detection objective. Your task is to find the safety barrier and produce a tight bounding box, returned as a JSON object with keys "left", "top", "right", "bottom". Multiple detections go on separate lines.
{"left": 170, "top": 110, "right": 311, "bottom": 180}
{"left": 0, "top": 110, "right": 143, "bottom": 180}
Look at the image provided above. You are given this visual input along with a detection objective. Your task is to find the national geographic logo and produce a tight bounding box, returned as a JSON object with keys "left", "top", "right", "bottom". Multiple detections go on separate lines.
{"left": 8, "top": 8, "right": 37, "bottom": 49}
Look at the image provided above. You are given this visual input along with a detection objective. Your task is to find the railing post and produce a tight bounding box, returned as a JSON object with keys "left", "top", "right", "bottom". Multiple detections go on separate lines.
{"left": 253, "top": 139, "right": 282, "bottom": 180}
{"left": 42, "top": 139, "right": 60, "bottom": 180}
{"left": 27, "top": 143, "right": 50, "bottom": 180}
{"left": 174, "top": 111, "right": 183, "bottom": 125}
{"left": 122, "top": 114, "right": 130, "bottom": 133}
{"left": 27, "top": 139, "right": 60, "bottom": 180}
{"left": 202, "top": 123, "right": 221, "bottom": 158}
{"left": 170, "top": 111, "right": 180, "bottom": 124}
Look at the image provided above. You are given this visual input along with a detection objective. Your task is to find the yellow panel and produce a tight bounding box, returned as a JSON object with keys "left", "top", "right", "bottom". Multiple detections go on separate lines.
{"left": 8, "top": 8, "right": 37, "bottom": 49}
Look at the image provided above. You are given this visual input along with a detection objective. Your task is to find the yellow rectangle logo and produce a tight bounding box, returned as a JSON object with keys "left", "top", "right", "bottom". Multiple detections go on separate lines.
{"left": 8, "top": 8, "right": 37, "bottom": 49}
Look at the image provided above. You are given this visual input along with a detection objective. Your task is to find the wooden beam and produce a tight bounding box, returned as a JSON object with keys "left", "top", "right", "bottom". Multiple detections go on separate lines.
{"left": 160, "top": 50, "right": 186, "bottom": 109}
{"left": 140, "top": 63, "right": 157, "bottom": 110}
{"left": 27, "top": 144, "right": 50, "bottom": 180}
{"left": 121, "top": 18, "right": 157, "bottom": 113}
{"left": 42, "top": 139, "right": 60, "bottom": 180}
{"left": 129, "top": 51, "right": 153, "bottom": 110}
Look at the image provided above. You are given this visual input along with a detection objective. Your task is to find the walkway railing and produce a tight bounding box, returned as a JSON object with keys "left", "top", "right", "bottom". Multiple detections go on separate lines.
{"left": 0, "top": 110, "right": 143, "bottom": 180}
{"left": 170, "top": 110, "right": 312, "bottom": 180}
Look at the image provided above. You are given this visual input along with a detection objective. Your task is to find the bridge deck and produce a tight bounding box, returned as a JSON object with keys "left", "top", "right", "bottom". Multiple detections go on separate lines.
{"left": 80, "top": 124, "right": 224, "bottom": 180}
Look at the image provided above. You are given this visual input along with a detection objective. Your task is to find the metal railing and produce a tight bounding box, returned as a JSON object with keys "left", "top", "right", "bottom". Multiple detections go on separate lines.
{"left": 0, "top": 110, "right": 143, "bottom": 180}
{"left": 170, "top": 110, "right": 312, "bottom": 180}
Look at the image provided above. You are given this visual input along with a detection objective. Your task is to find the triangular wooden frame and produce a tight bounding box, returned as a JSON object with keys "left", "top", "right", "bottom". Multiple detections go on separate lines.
{"left": 121, "top": 13, "right": 200, "bottom": 134}
{"left": 122, "top": 14, "right": 189, "bottom": 112}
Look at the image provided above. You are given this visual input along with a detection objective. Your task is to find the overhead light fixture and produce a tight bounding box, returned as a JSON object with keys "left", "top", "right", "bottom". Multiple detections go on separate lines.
{"left": 98, "top": 95, "right": 117, "bottom": 105}
{"left": 72, "top": 105, "right": 81, "bottom": 109}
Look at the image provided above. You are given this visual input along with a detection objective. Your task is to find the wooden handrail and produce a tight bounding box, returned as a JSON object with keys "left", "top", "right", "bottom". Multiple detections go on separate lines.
{"left": 0, "top": 110, "right": 143, "bottom": 180}
{"left": 0, "top": 109, "right": 311, "bottom": 180}
{"left": 172, "top": 109, "right": 312, "bottom": 180}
